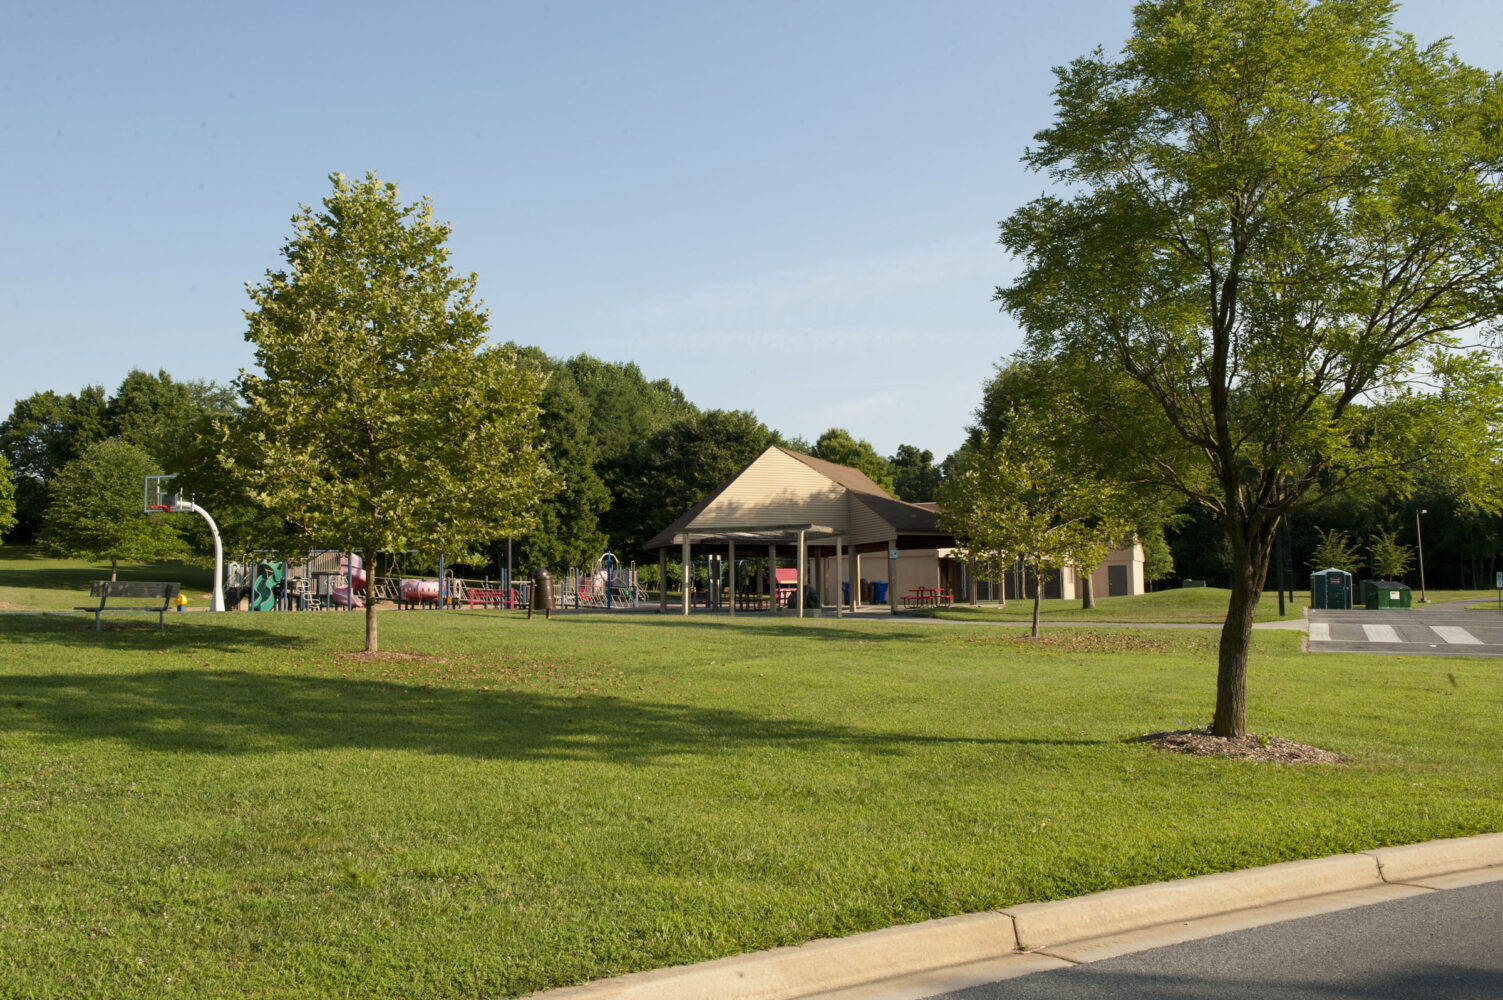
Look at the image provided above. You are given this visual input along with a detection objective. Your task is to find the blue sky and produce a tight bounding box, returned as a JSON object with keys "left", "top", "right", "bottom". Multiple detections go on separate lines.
{"left": 4, "top": 1, "right": 1501, "bottom": 460}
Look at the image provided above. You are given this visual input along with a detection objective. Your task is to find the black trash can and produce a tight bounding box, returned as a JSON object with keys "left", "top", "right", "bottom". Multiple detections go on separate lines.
{"left": 528, "top": 568, "right": 554, "bottom": 620}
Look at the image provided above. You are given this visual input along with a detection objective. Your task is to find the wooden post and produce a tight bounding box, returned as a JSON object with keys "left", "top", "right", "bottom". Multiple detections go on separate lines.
{"left": 835, "top": 536, "right": 844, "bottom": 618}
{"left": 659, "top": 549, "right": 668, "bottom": 613}
{"left": 681, "top": 537, "right": 691, "bottom": 616}
{"left": 768, "top": 544, "right": 778, "bottom": 614}
{"left": 728, "top": 540, "right": 736, "bottom": 617}
{"left": 852, "top": 550, "right": 861, "bottom": 608}
{"left": 797, "top": 530, "right": 806, "bottom": 619}
{"left": 888, "top": 539, "right": 898, "bottom": 615}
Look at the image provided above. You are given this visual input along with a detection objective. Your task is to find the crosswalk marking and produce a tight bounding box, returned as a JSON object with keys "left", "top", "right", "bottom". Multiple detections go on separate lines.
{"left": 1309, "top": 623, "right": 1330, "bottom": 641}
{"left": 1362, "top": 624, "right": 1402, "bottom": 643}
{"left": 1432, "top": 625, "right": 1482, "bottom": 645}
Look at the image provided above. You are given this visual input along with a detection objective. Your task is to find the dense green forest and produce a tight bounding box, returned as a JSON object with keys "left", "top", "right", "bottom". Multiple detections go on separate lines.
{"left": 0, "top": 358, "right": 947, "bottom": 574}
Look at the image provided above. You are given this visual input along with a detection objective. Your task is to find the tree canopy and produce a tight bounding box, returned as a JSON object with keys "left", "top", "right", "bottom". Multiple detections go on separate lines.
{"left": 40, "top": 438, "right": 186, "bottom": 578}
{"left": 0, "top": 453, "right": 15, "bottom": 542}
{"left": 235, "top": 172, "right": 554, "bottom": 651}
{"left": 811, "top": 428, "right": 895, "bottom": 494}
{"left": 940, "top": 408, "right": 1134, "bottom": 635}
{"left": 888, "top": 444, "right": 944, "bottom": 503}
{"left": 607, "top": 409, "right": 782, "bottom": 559}
{"left": 997, "top": 0, "right": 1503, "bottom": 735}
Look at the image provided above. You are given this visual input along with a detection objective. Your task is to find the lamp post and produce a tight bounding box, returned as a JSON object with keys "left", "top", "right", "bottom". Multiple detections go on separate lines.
{"left": 1415, "top": 508, "right": 1428, "bottom": 604}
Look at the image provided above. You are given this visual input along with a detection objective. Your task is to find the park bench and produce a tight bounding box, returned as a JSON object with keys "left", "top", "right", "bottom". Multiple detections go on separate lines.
{"left": 76, "top": 581, "right": 181, "bottom": 630}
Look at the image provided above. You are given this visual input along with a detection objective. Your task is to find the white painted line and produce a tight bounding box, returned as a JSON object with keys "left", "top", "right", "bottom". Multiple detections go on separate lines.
{"left": 1363, "top": 624, "right": 1402, "bottom": 643}
{"left": 1431, "top": 625, "right": 1482, "bottom": 645}
{"left": 1309, "top": 623, "right": 1331, "bottom": 642}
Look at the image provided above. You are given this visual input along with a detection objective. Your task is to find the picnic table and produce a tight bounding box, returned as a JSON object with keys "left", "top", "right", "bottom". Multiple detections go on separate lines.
{"left": 901, "top": 586, "right": 953, "bottom": 609}
{"left": 466, "top": 587, "right": 520, "bottom": 609}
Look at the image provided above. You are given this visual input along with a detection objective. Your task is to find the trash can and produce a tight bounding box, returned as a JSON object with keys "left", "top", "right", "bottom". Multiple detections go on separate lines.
{"left": 1310, "top": 567, "right": 1353, "bottom": 609}
{"left": 842, "top": 582, "right": 850, "bottom": 604}
{"left": 1361, "top": 580, "right": 1412, "bottom": 609}
{"left": 528, "top": 568, "right": 554, "bottom": 620}
{"left": 871, "top": 580, "right": 889, "bottom": 604}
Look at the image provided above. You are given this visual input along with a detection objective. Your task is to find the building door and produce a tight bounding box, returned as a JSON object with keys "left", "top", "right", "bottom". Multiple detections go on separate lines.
{"left": 1108, "top": 564, "right": 1129, "bottom": 597}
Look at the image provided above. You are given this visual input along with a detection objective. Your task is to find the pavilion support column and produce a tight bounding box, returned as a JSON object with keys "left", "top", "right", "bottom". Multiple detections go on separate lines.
{"left": 768, "top": 544, "right": 778, "bottom": 614}
{"left": 681, "top": 537, "right": 691, "bottom": 616}
{"left": 659, "top": 549, "right": 668, "bottom": 613}
{"left": 797, "top": 530, "right": 806, "bottom": 619}
{"left": 835, "top": 537, "right": 844, "bottom": 618}
{"left": 728, "top": 540, "right": 737, "bottom": 617}
{"left": 851, "top": 551, "right": 860, "bottom": 609}
{"left": 888, "top": 539, "right": 899, "bottom": 615}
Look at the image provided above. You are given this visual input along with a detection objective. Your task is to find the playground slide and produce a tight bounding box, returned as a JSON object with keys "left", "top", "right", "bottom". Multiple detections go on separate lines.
{"left": 332, "top": 555, "right": 367, "bottom": 608}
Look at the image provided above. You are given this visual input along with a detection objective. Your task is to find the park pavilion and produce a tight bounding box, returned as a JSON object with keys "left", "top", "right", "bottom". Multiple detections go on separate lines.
{"left": 644, "top": 445, "right": 1145, "bottom": 616}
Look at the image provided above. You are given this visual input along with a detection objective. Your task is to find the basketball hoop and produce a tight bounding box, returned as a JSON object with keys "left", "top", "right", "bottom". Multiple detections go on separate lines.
{"left": 142, "top": 474, "right": 226, "bottom": 612}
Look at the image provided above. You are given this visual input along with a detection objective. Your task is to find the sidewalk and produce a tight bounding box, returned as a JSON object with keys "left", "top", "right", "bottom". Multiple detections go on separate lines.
{"left": 528, "top": 833, "right": 1503, "bottom": 1000}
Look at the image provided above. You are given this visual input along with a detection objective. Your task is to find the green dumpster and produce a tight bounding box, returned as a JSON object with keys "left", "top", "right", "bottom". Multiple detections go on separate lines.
{"left": 1310, "top": 567, "right": 1353, "bottom": 610}
{"left": 1361, "top": 580, "right": 1412, "bottom": 610}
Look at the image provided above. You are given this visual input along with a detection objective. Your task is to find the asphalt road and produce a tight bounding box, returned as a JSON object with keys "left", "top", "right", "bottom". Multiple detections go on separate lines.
{"left": 925, "top": 880, "right": 1503, "bottom": 1000}
{"left": 1308, "top": 601, "right": 1503, "bottom": 657}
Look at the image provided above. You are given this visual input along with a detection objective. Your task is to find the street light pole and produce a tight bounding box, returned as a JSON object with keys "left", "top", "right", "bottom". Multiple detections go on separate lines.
{"left": 1415, "top": 508, "right": 1429, "bottom": 604}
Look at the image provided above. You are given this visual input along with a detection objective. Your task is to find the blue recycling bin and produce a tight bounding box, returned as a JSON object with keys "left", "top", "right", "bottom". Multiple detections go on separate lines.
{"left": 842, "top": 582, "right": 850, "bottom": 604}
{"left": 872, "top": 581, "right": 889, "bottom": 604}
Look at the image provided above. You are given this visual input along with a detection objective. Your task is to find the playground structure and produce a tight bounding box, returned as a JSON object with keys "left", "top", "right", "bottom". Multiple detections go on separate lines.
{"left": 223, "top": 550, "right": 647, "bottom": 614}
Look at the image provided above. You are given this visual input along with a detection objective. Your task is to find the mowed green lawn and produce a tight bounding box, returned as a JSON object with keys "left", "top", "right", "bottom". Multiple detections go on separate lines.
{"left": 0, "top": 606, "right": 1499, "bottom": 999}
{"left": 925, "top": 586, "right": 1495, "bottom": 624}
{"left": 0, "top": 546, "right": 215, "bottom": 613}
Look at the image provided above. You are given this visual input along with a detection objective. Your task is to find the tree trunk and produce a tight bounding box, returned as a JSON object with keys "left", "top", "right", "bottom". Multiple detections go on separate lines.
{"left": 110, "top": 557, "right": 118, "bottom": 582}
{"left": 1030, "top": 562, "right": 1042, "bottom": 638}
{"left": 364, "top": 555, "right": 378, "bottom": 652}
{"left": 1213, "top": 516, "right": 1275, "bottom": 737}
{"left": 1081, "top": 570, "right": 1095, "bottom": 610}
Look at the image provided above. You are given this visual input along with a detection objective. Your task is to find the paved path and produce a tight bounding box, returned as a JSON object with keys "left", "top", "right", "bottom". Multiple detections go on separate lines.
{"left": 1308, "top": 601, "right": 1503, "bottom": 658}
{"left": 920, "top": 879, "right": 1503, "bottom": 1000}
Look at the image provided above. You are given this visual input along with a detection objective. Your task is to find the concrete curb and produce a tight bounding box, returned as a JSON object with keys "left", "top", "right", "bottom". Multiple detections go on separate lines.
{"left": 1362, "top": 831, "right": 1503, "bottom": 883}
{"left": 525, "top": 832, "right": 1503, "bottom": 1000}
{"left": 1004, "top": 853, "right": 1378, "bottom": 950}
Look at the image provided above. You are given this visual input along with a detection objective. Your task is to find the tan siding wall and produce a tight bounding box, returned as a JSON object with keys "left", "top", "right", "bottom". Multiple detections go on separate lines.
{"left": 692, "top": 449, "right": 847, "bottom": 532}
{"left": 847, "top": 496, "right": 895, "bottom": 547}
{"left": 1087, "top": 538, "right": 1146, "bottom": 597}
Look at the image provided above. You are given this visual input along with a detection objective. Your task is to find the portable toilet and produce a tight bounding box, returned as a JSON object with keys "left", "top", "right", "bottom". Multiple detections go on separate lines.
{"left": 1361, "top": 580, "right": 1413, "bottom": 610}
{"left": 1310, "top": 567, "right": 1353, "bottom": 609}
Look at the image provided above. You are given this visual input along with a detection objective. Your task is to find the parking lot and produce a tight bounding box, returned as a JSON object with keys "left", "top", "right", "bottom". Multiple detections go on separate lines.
{"left": 1307, "top": 601, "right": 1503, "bottom": 657}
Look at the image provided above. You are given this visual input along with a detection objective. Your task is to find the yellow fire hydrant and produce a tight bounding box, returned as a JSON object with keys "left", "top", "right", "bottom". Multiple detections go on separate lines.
{"left": 174, "top": 592, "right": 189, "bottom": 613}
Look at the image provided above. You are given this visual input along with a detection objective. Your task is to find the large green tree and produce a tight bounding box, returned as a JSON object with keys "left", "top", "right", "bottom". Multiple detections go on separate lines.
{"left": 608, "top": 409, "right": 781, "bottom": 559}
{"left": 40, "top": 439, "right": 186, "bottom": 579}
{"left": 940, "top": 409, "right": 1133, "bottom": 636}
{"left": 506, "top": 347, "right": 612, "bottom": 572}
{"left": 0, "top": 453, "right": 15, "bottom": 541}
{"left": 811, "top": 428, "right": 896, "bottom": 494}
{"left": 235, "top": 172, "right": 555, "bottom": 651}
{"left": 0, "top": 387, "right": 110, "bottom": 540}
{"left": 997, "top": 0, "right": 1503, "bottom": 735}
{"left": 888, "top": 444, "right": 944, "bottom": 502}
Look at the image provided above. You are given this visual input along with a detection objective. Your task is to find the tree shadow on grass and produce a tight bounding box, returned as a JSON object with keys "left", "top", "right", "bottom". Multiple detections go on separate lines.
{"left": 0, "top": 668, "right": 1111, "bottom": 761}
{"left": 0, "top": 613, "right": 312, "bottom": 652}
{"left": 497, "top": 612, "right": 945, "bottom": 645}
{"left": 0, "top": 548, "right": 213, "bottom": 593}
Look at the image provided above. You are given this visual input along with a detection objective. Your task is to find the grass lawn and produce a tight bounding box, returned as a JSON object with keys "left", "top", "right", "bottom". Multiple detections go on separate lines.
{"left": 1, "top": 606, "right": 1499, "bottom": 998}
{"left": 923, "top": 586, "right": 1305, "bottom": 623}
{"left": 0, "top": 546, "right": 215, "bottom": 613}
{"left": 922, "top": 586, "right": 1495, "bottom": 624}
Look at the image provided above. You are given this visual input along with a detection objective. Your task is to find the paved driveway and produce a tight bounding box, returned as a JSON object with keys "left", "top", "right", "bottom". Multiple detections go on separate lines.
{"left": 1307, "top": 601, "right": 1503, "bottom": 657}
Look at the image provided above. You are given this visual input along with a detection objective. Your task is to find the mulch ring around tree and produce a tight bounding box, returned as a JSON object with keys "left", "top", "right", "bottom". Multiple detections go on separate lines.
{"left": 1139, "top": 729, "right": 1344, "bottom": 764}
